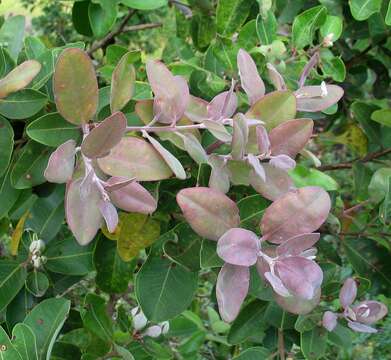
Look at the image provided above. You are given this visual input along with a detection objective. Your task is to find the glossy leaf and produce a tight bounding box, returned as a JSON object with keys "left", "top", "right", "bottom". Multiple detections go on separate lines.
{"left": 261, "top": 186, "right": 331, "bottom": 244}
{"left": 177, "top": 187, "right": 240, "bottom": 241}
{"left": 371, "top": 109, "right": 391, "bottom": 127}
{"left": 44, "top": 140, "right": 76, "bottom": 184}
{"left": 349, "top": 0, "right": 382, "bottom": 21}
{"left": 97, "top": 136, "right": 173, "bottom": 181}
{"left": 53, "top": 48, "right": 98, "bottom": 125}
{"left": 81, "top": 112, "right": 127, "bottom": 158}
{"left": 25, "top": 271, "right": 49, "bottom": 297}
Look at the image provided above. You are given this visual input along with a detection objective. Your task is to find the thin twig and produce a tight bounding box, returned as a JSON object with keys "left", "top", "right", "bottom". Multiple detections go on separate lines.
{"left": 278, "top": 329, "right": 285, "bottom": 360}
{"left": 123, "top": 22, "right": 162, "bottom": 32}
{"left": 88, "top": 9, "right": 136, "bottom": 55}
{"left": 317, "top": 148, "right": 391, "bottom": 171}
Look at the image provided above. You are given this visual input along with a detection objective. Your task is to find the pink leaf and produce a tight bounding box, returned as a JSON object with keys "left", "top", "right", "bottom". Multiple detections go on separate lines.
{"left": 237, "top": 49, "right": 265, "bottom": 105}
{"left": 274, "top": 287, "right": 321, "bottom": 315}
{"left": 339, "top": 278, "right": 357, "bottom": 309}
{"left": 250, "top": 162, "right": 294, "bottom": 201}
{"left": 176, "top": 187, "right": 240, "bottom": 240}
{"left": 322, "top": 311, "right": 338, "bottom": 332}
{"left": 256, "top": 125, "right": 270, "bottom": 156}
{"left": 261, "top": 186, "right": 331, "bottom": 244}
{"left": 208, "top": 155, "right": 231, "bottom": 194}
{"left": 103, "top": 176, "right": 136, "bottom": 192}
{"left": 185, "top": 96, "right": 208, "bottom": 123}
{"left": 353, "top": 301, "right": 388, "bottom": 325}
{"left": 247, "top": 154, "right": 266, "bottom": 182}
{"left": 269, "top": 154, "right": 296, "bottom": 171}
{"left": 44, "top": 139, "right": 76, "bottom": 184}
{"left": 347, "top": 321, "right": 377, "bottom": 334}
{"left": 269, "top": 119, "right": 314, "bottom": 158}
{"left": 295, "top": 84, "right": 344, "bottom": 112}
{"left": 275, "top": 256, "right": 323, "bottom": 300}
{"left": 266, "top": 63, "right": 286, "bottom": 91}
{"left": 264, "top": 271, "right": 290, "bottom": 297}
{"left": 216, "top": 263, "right": 249, "bottom": 322}
{"left": 81, "top": 112, "right": 127, "bottom": 159}
{"left": 217, "top": 228, "right": 259, "bottom": 266}
{"left": 65, "top": 178, "right": 103, "bottom": 245}
{"left": 106, "top": 177, "right": 157, "bottom": 214}
{"left": 277, "top": 233, "right": 320, "bottom": 256}
{"left": 231, "top": 114, "right": 249, "bottom": 160}
{"left": 99, "top": 200, "right": 118, "bottom": 233}
{"left": 207, "top": 82, "right": 237, "bottom": 120}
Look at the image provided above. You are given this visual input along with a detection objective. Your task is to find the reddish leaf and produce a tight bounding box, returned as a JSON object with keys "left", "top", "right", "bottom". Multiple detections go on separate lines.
{"left": 277, "top": 233, "right": 320, "bottom": 256}
{"left": 185, "top": 96, "right": 208, "bottom": 123}
{"left": 44, "top": 140, "right": 76, "bottom": 184}
{"left": 99, "top": 200, "right": 118, "bottom": 233}
{"left": 269, "top": 155, "right": 296, "bottom": 171}
{"left": 207, "top": 82, "right": 237, "bottom": 120}
{"left": 322, "top": 311, "right": 338, "bottom": 332}
{"left": 266, "top": 63, "right": 286, "bottom": 91}
{"left": 295, "top": 84, "right": 343, "bottom": 112}
{"left": 339, "top": 278, "right": 357, "bottom": 309}
{"left": 274, "top": 287, "right": 321, "bottom": 315}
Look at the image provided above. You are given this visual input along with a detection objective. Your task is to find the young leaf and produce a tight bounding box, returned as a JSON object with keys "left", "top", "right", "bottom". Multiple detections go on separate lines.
{"left": 110, "top": 52, "right": 136, "bottom": 113}
{"left": 207, "top": 83, "right": 237, "bottom": 120}
{"left": 231, "top": 114, "right": 249, "bottom": 160}
{"left": 295, "top": 85, "right": 344, "bottom": 112}
{"left": 339, "top": 278, "right": 357, "bottom": 308}
{"left": 261, "top": 186, "right": 331, "bottom": 243}
{"left": 216, "top": 263, "right": 250, "bottom": 322}
{"left": 53, "top": 48, "right": 98, "bottom": 125}
{"left": 177, "top": 187, "right": 240, "bottom": 241}
{"left": 44, "top": 139, "right": 76, "bottom": 183}
{"left": 99, "top": 200, "right": 118, "bottom": 233}
{"left": 277, "top": 233, "right": 320, "bottom": 256}
{"left": 266, "top": 63, "right": 286, "bottom": 91}
{"left": 81, "top": 112, "right": 127, "bottom": 158}
{"left": 203, "top": 120, "right": 232, "bottom": 142}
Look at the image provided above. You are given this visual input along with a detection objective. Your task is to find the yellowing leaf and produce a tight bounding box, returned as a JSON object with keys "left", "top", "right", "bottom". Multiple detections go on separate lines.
{"left": 335, "top": 124, "right": 368, "bottom": 156}
{"left": 11, "top": 211, "right": 30, "bottom": 256}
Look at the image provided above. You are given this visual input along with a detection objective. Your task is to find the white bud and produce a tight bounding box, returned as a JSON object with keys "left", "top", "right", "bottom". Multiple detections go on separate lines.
{"left": 323, "top": 33, "right": 334, "bottom": 47}
{"left": 160, "top": 321, "right": 170, "bottom": 334}
{"left": 133, "top": 311, "right": 148, "bottom": 331}
{"left": 29, "top": 239, "right": 45, "bottom": 254}
{"left": 143, "top": 325, "right": 162, "bottom": 338}
{"left": 320, "top": 81, "right": 328, "bottom": 97}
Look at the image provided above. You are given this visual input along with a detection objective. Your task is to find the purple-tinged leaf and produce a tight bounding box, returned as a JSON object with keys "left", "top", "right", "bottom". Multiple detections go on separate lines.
{"left": 182, "top": 133, "right": 208, "bottom": 164}
{"left": 275, "top": 287, "right": 321, "bottom": 315}
{"left": 295, "top": 84, "right": 343, "bottom": 112}
{"left": 143, "top": 132, "right": 186, "bottom": 180}
{"left": 322, "top": 311, "right": 338, "bottom": 332}
{"left": 237, "top": 48, "right": 265, "bottom": 105}
{"left": 247, "top": 154, "right": 266, "bottom": 181}
{"left": 106, "top": 177, "right": 157, "bottom": 214}
{"left": 277, "top": 233, "right": 320, "bottom": 256}
{"left": 246, "top": 91, "right": 296, "bottom": 130}
{"left": 231, "top": 114, "right": 249, "bottom": 160}
{"left": 266, "top": 63, "right": 286, "bottom": 91}
{"left": 203, "top": 120, "right": 232, "bottom": 142}
{"left": 79, "top": 168, "right": 95, "bottom": 200}
{"left": 0, "top": 60, "right": 41, "bottom": 99}
{"left": 275, "top": 256, "right": 323, "bottom": 300}
{"left": 208, "top": 155, "right": 231, "bottom": 194}
{"left": 110, "top": 52, "right": 136, "bottom": 113}
{"left": 207, "top": 82, "right": 237, "bottom": 120}
{"left": 44, "top": 140, "right": 76, "bottom": 184}
{"left": 347, "top": 321, "right": 377, "bottom": 334}
{"left": 216, "top": 264, "right": 249, "bottom": 322}
{"left": 353, "top": 301, "right": 388, "bottom": 325}
{"left": 97, "top": 136, "right": 173, "bottom": 181}
{"left": 176, "top": 187, "right": 240, "bottom": 241}
{"left": 256, "top": 125, "right": 270, "bottom": 156}
{"left": 269, "top": 154, "right": 296, "bottom": 171}
{"left": 103, "top": 176, "right": 135, "bottom": 192}
{"left": 264, "top": 271, "right": 290, "bottom": 297}
{"left": 65, "top": 178, "right": 103, "bottom": 245}
{"left": 185, "top": 96, "right": 208, "bottom": 123}
{"left": 217, "top": 228, "right": 259, "bottom": 266}
{"left": 53, "top": 48, "right": 98, "bottom": 125}
{"left": 298, "top": 52, "right": 319, "bottom": 88}
{"left": 261, "top": 186, "right": 331, "bottom": 244}
{"left": 146, "top": 60, "right": 189, "bottom": 124}
{"left": 339, "top": 278, "right": 357, "bottom": 309}
{"left": 250, "top": 163, "right": 294, "bottom": 201}
{"left": 269, "top": 119, "right": 313, "bottom": 158}
{"left": 99, "top": 200, "right": 118, "bottom": 233}
{"left": 81, "top": 112, "right": 127, "bottom": 158}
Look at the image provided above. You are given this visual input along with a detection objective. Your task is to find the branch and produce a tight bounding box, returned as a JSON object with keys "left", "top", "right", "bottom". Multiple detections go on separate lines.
{"left": 88, "top": 9, "right": 136, "bottom": 55}
{"left": 123, "top": 22, "right": 162, "bottom": 32}
{"left": 278, "top": 329, "right": 285, "bottom": 360}
{"left": 317, "top": 148, "right": 391, "bottom": 171}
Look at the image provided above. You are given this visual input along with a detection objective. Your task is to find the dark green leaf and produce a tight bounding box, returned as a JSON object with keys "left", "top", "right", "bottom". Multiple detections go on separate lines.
{"left": 0, "top": 115, "right": 13, "bottom": 177}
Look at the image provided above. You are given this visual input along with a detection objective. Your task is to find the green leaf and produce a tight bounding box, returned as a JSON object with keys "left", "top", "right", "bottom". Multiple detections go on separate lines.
{"left": 349, "top": 0, "right": 382, "bottom": 21}
{"left": 11, "top": 141, "right": 51, "bottom": 189}
{"left": 300, "top": 326, "right": 328, "bottom": 360}
{"left": 135, "top": 256, "right": 198, "bottom": 322}
{"left": 53, "top": 48, "right": 98, "bottom": 125}
{"left": 216, "top": 0, "right": 252, "bottom": 37}
{"left": 0, "top": 260, "right": 27, "bottom": 313}
{"left": 23, "top": 297, "right": 71, "bottom": 360}
{"left": 120, "top": 0, "right": 168, "bottom": 10}
{"left": 256, "top": 11, "right": 277, "bottom": 45}
{"left": 233, "top": 347, "right": 271, "bottom": 360}
{"left": 0, "top": 15, "right": 25, "bottom": 61}
{"left": 26, "top": 113, "right": 81, "bottom": 147}
{"left": 0, "top": 115, "right": 13, "bottom": 177}
{"left": 200, "top": 239, "right": 224, "bottom": 269}
{"left": 45, "top": 236, "right": 95, "bottom": 276}
{"left": 289, "top": 165, "right": 338, "bottom": 191}
{"left": 12, "top": 323, "right": 39, "bottom": 360}
{"left": 25, "top": 271, "right": 50, "bottom": 298}
{"left": 292, "top": 6, "right": 327, "bottom": 49}
{"left": 0, "top": 325, "right": 22, "bottom": 359}
{"left": 94, "top": 234, "right": 134, "bottom": 293}
{"left": 246, "top": 90, "right": 296, "bottom": 130}
{"left": 88, "top": 0, "right": 118, "bottom": 38}
{"left": 294, "top": 312, "right": 322, "bottom": 332}
{"left": 351, "top": 101, "right": 381, "bottom": 145}
{"left": 81, "top": 293, "right": 113, "bottom": 343}
{"left": 320, "top": 15, "right": 343, "bottom": 41}
{"left": 24, "top": 36, "right": 46, "bottom": 60}
{"left": 380, "top": 177, "right": 391, "bottom": 225}
{"left": 110, "top": 52, "right": 136, "bottom": 112}
{"left": 72, "top": 1, "right": 93, "bottom": 36}
{"left": 371, "top": 109, "right": 391, "bottom": 127}
{"left": 368, "top": 167, "right": 391, "bottom": 203}
{"left": 264, "top": 302, "right": 296, "bottom": 329}
{"left": 0, "top": 89, "right": 47, "bottom": 119}
{"left": 328, "top": 324, "right": 353, "bottom": 349}
{"left": 238, "top": 194, "right": 269, "bottom": 234}
{"left": 386, "top": 1, "right": 391, "bottom": 25}
{"left": 228, "top": 300, "right": 267, "bottom": 345}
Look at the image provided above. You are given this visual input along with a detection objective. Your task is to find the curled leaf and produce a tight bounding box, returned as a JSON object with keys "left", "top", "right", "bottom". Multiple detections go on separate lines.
{"left": 231, "top": 114, "right": 249, "bottom": 160}
{"left": 266, "top": 63, "right": 286, "bottom": 91}
{"left": 99, "top": 200, "right": 118, "bottom": 233}
{"left": 207, "top": 81, "right": 237, "bottom": 120}
{"left": 339, "top": 278, "right": 357, "bottom": 309}
{"left": 347, "top": 321, "right": 377, "bottom": 334}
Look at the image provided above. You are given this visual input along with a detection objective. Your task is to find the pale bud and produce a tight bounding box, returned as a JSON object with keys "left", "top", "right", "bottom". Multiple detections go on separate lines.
{"left": 323, "top": 33, "right": 334, "bottom": 47}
